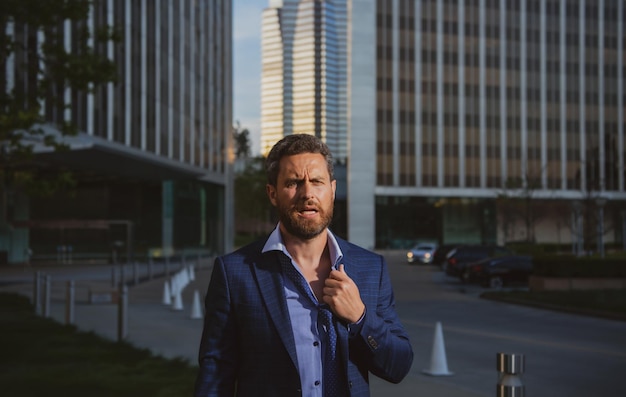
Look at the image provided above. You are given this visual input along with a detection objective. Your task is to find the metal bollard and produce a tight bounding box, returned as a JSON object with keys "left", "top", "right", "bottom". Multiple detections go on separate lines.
{"left": 165, "top": 256, "right": 170, "bottom": 278}
{"left": 119, "top": 264, "right": 125, "bottom": 286}
{"left": 65, "top": 280, "right": 75, "bottom": 325}
{"left": 148, "top": 257, "right": 153, "bottom": 280}
{"left": 33, "top": 271, "right": 42, "bottom": 315}
{"left": 497, "top": 353, "right": 525, "bottom": 397}
{"left": 117, "top": 284, "right": 128, "bottom": 341}
{"left": 133, "top": 261, "right": 138, "bottom": 285}
{"left": 43, "top": 275, "right": 51, "bottom": 318}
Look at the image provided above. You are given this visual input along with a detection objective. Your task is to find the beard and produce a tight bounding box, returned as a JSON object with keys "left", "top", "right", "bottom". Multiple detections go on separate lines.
{"left": 278, "top": 200, "right": 334, "bottom": 240}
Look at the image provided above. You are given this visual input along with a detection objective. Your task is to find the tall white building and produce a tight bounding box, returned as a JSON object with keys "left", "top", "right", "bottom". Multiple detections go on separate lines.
{"left": 261, "top": 0, "right": 348, "bottom": 161}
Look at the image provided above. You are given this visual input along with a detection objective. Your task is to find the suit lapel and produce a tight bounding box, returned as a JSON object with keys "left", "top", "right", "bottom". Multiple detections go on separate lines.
{"left": 252, "top": 251, "right": 299, "bottom": 370}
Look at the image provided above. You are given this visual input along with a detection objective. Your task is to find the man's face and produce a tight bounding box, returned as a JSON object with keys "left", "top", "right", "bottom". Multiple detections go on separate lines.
{"left": 267, "top": 153, "right": 336, "bottom": 240}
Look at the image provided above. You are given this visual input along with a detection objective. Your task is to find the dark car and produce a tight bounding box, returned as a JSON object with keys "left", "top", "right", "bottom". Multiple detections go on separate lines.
{"left": 432, "top": 244, "right": 463, "bottom": 268}
{"left": 465, "top": 255, "right": 533, "bottom": 289}
{"left": 444, "top": 245, "right": 513, "bottom": 279}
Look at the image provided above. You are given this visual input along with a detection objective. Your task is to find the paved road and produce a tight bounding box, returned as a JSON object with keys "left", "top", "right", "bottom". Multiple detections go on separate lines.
{"left": 2, "top": 252, "right": 626, "bottom": 397}
{"left": 384, "top": 250, "right": 626, "bottom": 397}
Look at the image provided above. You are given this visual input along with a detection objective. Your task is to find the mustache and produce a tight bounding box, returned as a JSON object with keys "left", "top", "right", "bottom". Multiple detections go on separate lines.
{"left": 295, "top": 200, "right": 319, "bottom": 211}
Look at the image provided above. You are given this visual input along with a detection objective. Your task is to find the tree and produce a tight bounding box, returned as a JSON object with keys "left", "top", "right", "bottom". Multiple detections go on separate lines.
{"left": 0, "top": 0, "right": 119, "bottom": 220}
{"left": 234, "top": 156, "right": 272, "bottom": 236}
{"left": 233, "top": 121, "right": 251, "bottom": 159}
{"left": 496, "top": 172, "right": 545, "bottom": 244}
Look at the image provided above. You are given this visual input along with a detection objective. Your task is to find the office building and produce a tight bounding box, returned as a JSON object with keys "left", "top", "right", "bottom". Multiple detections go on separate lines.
{"left": 348, "top": 0, "right": 625, "bottom": 249}
{"left": 261, "top": 0, "right": 348, "bottom": 161}
{"left": 1, "top": 0, "right": 233, "bottom": 264}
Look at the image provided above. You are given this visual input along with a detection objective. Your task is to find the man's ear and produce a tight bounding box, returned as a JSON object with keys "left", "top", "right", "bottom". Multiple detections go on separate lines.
{"left": 331, "top": 179, "right": 337, "bottom": 200}
{"left": 266, "top": 184, "right": 277, "bottom": 206}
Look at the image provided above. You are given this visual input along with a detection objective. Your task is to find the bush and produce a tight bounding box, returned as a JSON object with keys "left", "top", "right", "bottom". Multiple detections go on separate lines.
{"left": 533, "top": 255, "right": 626, "bottom": 278}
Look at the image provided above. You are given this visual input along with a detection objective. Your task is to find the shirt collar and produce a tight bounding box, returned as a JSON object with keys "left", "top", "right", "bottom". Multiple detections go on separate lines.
{"left": 262, "top": 223, "right": 344, "bottom": 268}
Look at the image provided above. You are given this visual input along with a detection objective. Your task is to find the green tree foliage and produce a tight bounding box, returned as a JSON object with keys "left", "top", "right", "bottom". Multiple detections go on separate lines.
{"left": 234, "top": 156, "right": 272, "bottom": 235}
{"left": 497, "top": 174, "right": 544, "bottom": 243}
{"left": 0, "top": 0, "right": 119, "bottom": 199}
{"left": 233, "top": 122, "right": 251, "bottom": 159}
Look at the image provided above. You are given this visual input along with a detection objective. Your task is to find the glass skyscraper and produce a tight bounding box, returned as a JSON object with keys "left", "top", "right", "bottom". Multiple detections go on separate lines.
{"left": 261, "top": 0, "right": 348, "bottom": 161}
{"left": 2, "top": 0, "right": 233, "bottom": 263}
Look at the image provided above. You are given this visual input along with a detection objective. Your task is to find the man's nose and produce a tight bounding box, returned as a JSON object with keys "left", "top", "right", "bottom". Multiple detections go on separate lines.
{"left": 298, "top": 181, "right": 315, "bottom": 198}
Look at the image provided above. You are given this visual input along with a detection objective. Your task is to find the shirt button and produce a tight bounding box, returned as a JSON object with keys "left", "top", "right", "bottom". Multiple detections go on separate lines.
{"left": 314, "top": 380, "right": 320, "bottom": 386}
{"left": 313, "top": 341, "right": 319, "bottom": 347}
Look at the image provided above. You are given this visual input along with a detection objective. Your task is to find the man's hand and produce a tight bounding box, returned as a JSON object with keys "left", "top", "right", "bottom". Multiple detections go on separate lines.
{"left": 323, "top": 264, "right": 365, "bottom": 324}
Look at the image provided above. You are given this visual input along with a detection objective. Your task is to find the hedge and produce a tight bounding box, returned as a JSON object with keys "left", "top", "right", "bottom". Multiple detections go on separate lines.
{"left": 532, "top": 255, "right": 626, "bottom": 278}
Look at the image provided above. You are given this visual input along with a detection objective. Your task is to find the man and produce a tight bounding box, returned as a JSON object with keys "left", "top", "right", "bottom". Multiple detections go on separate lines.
{"left": 195, "top": 134, "right": 413, "bottom": 397}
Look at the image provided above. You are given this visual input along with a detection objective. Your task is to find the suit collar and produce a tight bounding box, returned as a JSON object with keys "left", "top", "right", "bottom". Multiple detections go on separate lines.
{"left": 262, "top": 224, "right": 344, "bottom": 268}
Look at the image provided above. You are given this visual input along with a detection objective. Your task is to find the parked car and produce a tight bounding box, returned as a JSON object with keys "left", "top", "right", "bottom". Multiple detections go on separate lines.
{"left": 465, "top": 255, "right": 533, "bottom": 289}
{"left": 433, "top": 244, "right": 463, "bottom": 268}
{"left": 445, "top": 245, "right": 513, "bottom": 279}
{"left": 406, "top": 243, "right": 438, "bottom": 264}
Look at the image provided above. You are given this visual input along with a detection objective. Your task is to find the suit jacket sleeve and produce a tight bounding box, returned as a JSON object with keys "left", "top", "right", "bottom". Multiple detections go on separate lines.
{"left": 348, "top": 252, "right": 413, "bottom": 384}
{"left": 194, "top": 256, "right": 237, "bottom": 397}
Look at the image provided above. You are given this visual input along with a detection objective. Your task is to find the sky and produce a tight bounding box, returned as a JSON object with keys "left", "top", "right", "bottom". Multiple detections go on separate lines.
{"left": 233, "top": 0, "right": 268, "bottom": 155}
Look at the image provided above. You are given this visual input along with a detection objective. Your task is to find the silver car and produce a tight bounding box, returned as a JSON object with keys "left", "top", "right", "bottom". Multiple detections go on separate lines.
{"left": 406, "top": 243, "right": 438, "bottom": 264}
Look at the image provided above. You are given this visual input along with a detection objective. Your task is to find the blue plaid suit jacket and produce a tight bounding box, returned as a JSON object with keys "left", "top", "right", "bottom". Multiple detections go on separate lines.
{"left": 194, "top": 235, "right": 413, "bottom": 397}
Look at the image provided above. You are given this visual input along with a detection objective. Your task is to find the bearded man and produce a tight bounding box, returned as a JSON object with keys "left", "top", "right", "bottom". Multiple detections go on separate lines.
{"left": 195, "top": 134, "right": 413, "bottom": 397}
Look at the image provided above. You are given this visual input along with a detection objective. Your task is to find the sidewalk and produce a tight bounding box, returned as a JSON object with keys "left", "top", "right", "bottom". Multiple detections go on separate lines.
{"left": 0, "top": 262, "right": 486, "bottom": 397}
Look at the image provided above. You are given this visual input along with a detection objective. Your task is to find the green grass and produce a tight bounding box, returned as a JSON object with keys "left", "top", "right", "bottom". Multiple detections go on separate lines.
{"left": 0, "top": 293, "right": 196, "bottom": 397}
{"left": 482, "top": 289, "right": 626, "bottom": 320}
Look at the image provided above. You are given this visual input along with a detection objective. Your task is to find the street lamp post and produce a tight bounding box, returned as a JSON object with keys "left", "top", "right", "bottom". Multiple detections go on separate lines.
{"left": 622, "top": 210, "right": 626, "bottom": 251}
{"left": 595, "top": 197, "right": 607, "bottom": 258}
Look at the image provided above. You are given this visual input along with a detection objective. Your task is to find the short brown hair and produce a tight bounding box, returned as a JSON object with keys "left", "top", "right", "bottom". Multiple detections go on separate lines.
{"left": 265, "top": 134, "right": 334, "bottom": 186}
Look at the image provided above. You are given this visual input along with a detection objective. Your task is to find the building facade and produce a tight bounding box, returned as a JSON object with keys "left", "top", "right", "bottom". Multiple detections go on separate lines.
{"left": 1, "top": 0, "right": 233, "bottom": 264}
{"left": 261, "top": 0, "right": 348, "bottom": 161}
{"left": 348, "top": 0, "right": 626, "bottom": 250}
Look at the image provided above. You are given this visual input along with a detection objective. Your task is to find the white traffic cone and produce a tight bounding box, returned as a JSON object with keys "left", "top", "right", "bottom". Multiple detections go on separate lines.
{"left": 171, "top": 288, "right": 184, "bottom": 311}
{"left": 162, "top": 281, "right": 172, "bottom": 305}
{"left": 422, "top": 321, "right": 454, "bottom": 376}
{"left": 190, "top": 290, "right": 203, "bottom": 319}
{"left": 180, "top": 268, "right": 190, "bottom": 287}
{"left": 188, "top": 264, "right": 196, "bottom": 281}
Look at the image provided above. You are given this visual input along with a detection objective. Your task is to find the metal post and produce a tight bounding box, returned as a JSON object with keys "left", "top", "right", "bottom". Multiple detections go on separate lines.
{"left": 117, "top": 284, "right": 128, "bottom": 341}
{"left": 148, "top": 256, "right": 153, "bottom": 280}
{"left": 111, "top": 266, "right": 117, "bottom": 287}
{"left": 622, "top": 210, "right": 626, "bottom": 250}
{"left": 133, "top": 261, "right": 138, "bottom": 285}
{"left": 43, "top": 274, "right": 51, "bottom": 318}
{"left": 65, "top": 280, "right": 75, "bottom": 325}
{"left": 165, "top": 256, "right": 170, "bottom": 278}
{"left": 33, "top": 271, "right": 42, "bottom": 315}
{"left": 497, "top": 353, "right": 525, "bottom": 397}
{"left": 119, "top": 263, "right": 125, "bottom": 287}
{"left": 596, "top": 198, "right": 606, "bottom": 258}
{"left": 598, "top": 205, "right": 605, "bottom": 258}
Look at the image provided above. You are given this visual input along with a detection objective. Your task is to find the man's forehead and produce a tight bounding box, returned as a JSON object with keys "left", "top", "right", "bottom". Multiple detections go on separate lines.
{"left": 279, "top": 153, "right": 329, "bottom": 176}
